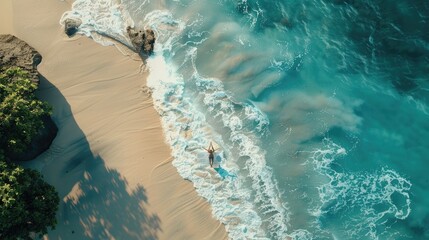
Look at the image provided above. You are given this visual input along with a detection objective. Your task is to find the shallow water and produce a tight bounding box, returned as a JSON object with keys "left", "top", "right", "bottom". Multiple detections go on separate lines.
{"left": 62, "top": 0, "right": 429, "bottom": 239}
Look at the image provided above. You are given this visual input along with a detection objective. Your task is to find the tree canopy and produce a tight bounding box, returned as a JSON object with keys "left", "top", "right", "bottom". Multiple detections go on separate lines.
{"left": 0, "top": 67, "right": 51, "bottom": 155}
{"left": 0, "top": 160, "right": 59, "bottom": 240}
{"left": 0, "top": 66, "right": 59, "bottom": 239}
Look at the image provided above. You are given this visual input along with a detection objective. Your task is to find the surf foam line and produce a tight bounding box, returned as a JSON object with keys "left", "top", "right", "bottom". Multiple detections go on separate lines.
{"left": 143, "top": 9, "right": 297, "bottom": 240}
{"left": 147, "top": 53, "right": 265, "bottom": 239}
{"left": 309, "top": 139, "right": 412, "bottom": 240}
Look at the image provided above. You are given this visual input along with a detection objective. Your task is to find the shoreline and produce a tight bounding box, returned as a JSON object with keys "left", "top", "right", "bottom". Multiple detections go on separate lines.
{"left": 1, "top": 0, "right": 227, "bottom": 239}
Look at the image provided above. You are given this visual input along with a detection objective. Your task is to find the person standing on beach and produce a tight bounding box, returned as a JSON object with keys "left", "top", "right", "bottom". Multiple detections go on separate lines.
{"left": 204, "top": 142, "right": 218, "bottom": 167}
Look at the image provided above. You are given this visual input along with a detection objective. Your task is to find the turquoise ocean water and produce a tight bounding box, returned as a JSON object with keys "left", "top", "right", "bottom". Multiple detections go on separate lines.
{"left": 62, "top": 0, "right": 429, "bottom": 239}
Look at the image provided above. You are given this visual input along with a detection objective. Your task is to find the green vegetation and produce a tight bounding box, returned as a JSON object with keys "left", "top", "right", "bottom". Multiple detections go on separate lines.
{"left": 0, "top": 67, "right": 51, "bottom": 155}
{"left": 0, "top": 67, "right": 59, "bottom": 239}
{"left": 0, "top": 160, "right": 59, "bottom": 240}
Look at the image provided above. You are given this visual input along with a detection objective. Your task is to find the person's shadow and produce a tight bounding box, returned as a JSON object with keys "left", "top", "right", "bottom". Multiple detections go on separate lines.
{"left": 213, "top": 166, "right": 236, "bottom": 180}
{"left": 24, "top": 74, "right": 161, "bottom": 240}
{"left": 213, "top": 153, "right": 236, "bottom": 180}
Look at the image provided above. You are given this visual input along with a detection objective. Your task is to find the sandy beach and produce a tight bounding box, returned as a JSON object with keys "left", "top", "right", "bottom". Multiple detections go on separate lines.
{"left": 0, "top": 0, "right": 226, "bottom": 239}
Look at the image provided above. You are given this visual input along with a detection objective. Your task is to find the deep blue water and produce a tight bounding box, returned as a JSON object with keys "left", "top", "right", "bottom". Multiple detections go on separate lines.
{"left": 63, "top": 0, "right": 429, "bottom": 239}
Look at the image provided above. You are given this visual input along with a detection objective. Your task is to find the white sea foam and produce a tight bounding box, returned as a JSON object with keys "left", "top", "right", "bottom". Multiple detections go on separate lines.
{"left": 309, "top": 139, "right": 412, "bottom": 239}
{"left": 60, "top": 0, "right": 134, "bottom": 47}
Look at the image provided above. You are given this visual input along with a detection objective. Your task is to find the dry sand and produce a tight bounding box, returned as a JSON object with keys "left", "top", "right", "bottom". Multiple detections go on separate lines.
{"left": 0, "top": 0, "right": 15, "bottom": 35}
{"left": 1, "top": 0, "right": 227, "bottom": 239}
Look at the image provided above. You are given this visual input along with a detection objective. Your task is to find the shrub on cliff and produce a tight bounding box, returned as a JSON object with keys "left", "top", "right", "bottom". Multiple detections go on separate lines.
{"left": 0, "top": 67, "right": 51, "bottom": 155}
{"left": 0, "top": 159, "right": 59, "bottom": 239}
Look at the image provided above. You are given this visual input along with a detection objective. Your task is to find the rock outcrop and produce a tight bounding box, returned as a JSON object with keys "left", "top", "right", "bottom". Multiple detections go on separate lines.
{"left": 0, "top": 34, "right": 41, "bottom": 83}
{"left": 0, "top": 34, "right": 58, "bottom": 161}
{"left": 64, "top": 18, "right": 82, "bottom": 37}
{"left": 126, "top": 26, "right": 156, "bottom": 55}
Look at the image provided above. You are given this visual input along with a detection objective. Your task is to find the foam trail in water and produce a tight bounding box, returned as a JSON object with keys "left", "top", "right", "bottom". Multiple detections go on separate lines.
{"left": 309, "top": 139, "right": 411, "bottom": 239}
{"left": 147, "top": 52, "right": 268, "bottom": 239}
{"left": 146, "top": 47, "right": 280, "bottom": 239}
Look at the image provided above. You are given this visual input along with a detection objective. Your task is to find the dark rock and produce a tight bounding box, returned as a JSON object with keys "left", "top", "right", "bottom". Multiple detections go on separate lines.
{"left": 126, "top": 26, "right": 156, "bottom": 55}
{"left": 0, "top": 34, "right": 41, "bottom": 83}
{"left": 0, "top": 34, "right": 58, "bottom": 161}
{"left": 64, "top": 18, "right": 82, "bottom": 37}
